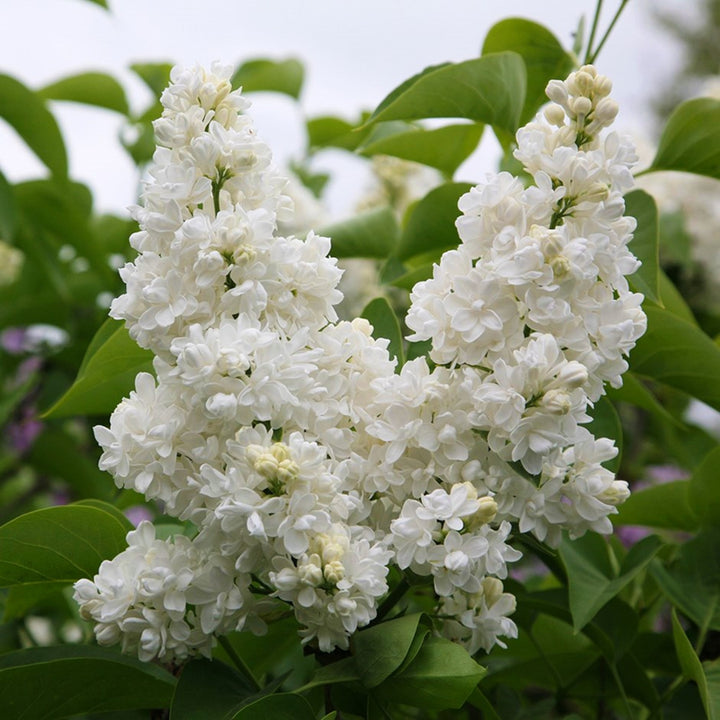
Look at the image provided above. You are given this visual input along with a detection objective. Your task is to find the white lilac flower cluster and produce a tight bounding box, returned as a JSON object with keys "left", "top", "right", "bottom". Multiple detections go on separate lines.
{"left": 75, "top": 63, "right": 644, "bottom": 663}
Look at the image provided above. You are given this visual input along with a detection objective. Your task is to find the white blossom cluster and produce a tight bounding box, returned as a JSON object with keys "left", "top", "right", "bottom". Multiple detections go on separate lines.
{"left": 75, "top": 63, "right": 644, "bottom": 664}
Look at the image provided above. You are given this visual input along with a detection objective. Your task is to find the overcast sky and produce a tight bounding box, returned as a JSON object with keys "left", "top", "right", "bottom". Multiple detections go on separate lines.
{"left": 1, "top": 0, "right": 687, "bottom": 215}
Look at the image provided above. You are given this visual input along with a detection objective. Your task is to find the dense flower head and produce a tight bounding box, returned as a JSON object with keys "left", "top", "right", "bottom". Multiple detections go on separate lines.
{"left": 77, "top": 62, "right": 643, "bottom": 664}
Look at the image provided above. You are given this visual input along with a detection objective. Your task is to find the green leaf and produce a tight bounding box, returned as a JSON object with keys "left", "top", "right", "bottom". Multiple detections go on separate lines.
{"left": 658, "top": 269, "right": 697, "bottom": 325}
{"left": 170, "top": 658, "right": 256, "bottom": 720}
{"left": 14, "top": 180, "right": 113, "bottom": 282}
{"left": 367, "top": 53, "right": 526, "bottom": 134}
{"left": 0, "top": 169, "right": 16, "bottom": 240}
{"left": 375, "top": 636, "right": 486, "bottom": 710}
{"left": 606, "top": 371, "right": 679, "bottom": 427}
{"left": 130, "top": 62, "right": 173, "bottom": 97}
{"left": 630, "top": 305, "right": 720, "bottom": 411}
{"left": 0, "top": 645, "right": 175, "bottom": 719}
{"left": 396, "top": 182, "right": 472, "bottom": 261}
{"left": 652, "top": 527, "right": 720, "bottom": 635}
{"left": 232, "top": 58, "right": 304, "bottom": 99}
{"left": 587, "top": 397, "right": 622, "bottom": 472}
{"left": 319, "top": 206, "right": 399, "bottom": 259}
{"left": 73, "top": 499, "right": 134, "bottom": 532}
{"left": 389, "top": 264, "right": 434, "bottom": 291}
{"left": 559, "top": 533, "right": 663, "bottom": 630}
{"left": 359, "top": 124, "right": 484, "bottom": 177}
{"left": 306, "top": 115, "right": 370, "bottom": 152}
{"left": 43, "top": 319, "right": 154, "bottom": 418}
{"left": 625, "top": 189, "right": 660, "bottom": 304}
{"left": 39, "top": 72, "right": 129, "bottom": 115}
{"left": 614, "top": 480, "right": 699, "bottom": 532}
{"left": 361, "top": 297, "right": 405, "bottom": 367}
{"left": 688, "top": 445, "right": 720, "bottom": 527}
{"left": 298, "top": 657, "right": 359, "bottom": 692}
{"left": 672, "top": 609, "right": 717, "bottom": 720}
{"left": 3, "top": 582, "right": 69, "bottom": 620}
{"left": 232, "top": 693, "right": 315, "bottom": 719}
{"left": 80, "top": 0, "right": 109, "bottom": 7}
{"left": 351, "top": 613, "right": 430, "bottom": 688}
{"left": 0, "top": 504, "right": 130, "bottom": 587}
{"left": 650, "top": 98, "right": 720, "bottom": 180}
{"left": 0, "top": 74, "right": 67, "bottom": 178}
{"left": 481, "top": 18, "right": 574, "bottom": 124}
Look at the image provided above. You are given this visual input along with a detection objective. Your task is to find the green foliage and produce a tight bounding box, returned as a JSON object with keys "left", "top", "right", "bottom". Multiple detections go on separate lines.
{"left": 559, "top": 533, "right": 662, "bottom": 631}
{"left": 319, "top": 206, "right": 399, "bottom": 259}
{"left": 358, "top": 123, "right": 484, "bottom": 177}
{"left": 232, "top": 58, "right": 304, "bottom": 98}
{"left": 0, "top": 645, "right": 175, "bottom": 719}
{"left": 39, "top": 72, "right": 129, "bottom": 114}
{"left": 44, "top": 319, "right": 154, "bottom": 418}
{"left": 625, "top": 189, "right": 661, "bottom": 304}
{"left": 362, "top": 297, "right": 405, "bottom": 368}
{"left": 650, "top": 97, "right": 720, "bottom": 180}
{"left": 367, "top": 53, "right": 526, "bottom": 133}
{"left": 630, "top": 305, "right": 720, "bottom": 411}
{"left": 0, "top": 503, "right": 130, "bottom": 587}
{"left": 481, "top": 18, "right": 574, "bottom": 124}
{"left": 0, "top": 74, "right": 67, "bottom": 178}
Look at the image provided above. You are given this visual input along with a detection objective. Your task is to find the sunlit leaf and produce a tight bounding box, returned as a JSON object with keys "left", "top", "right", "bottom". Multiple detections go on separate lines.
{"left": 687, "top": 445, "right": 720, "bottom": 527}
{"left": 359, "top": 123, "right": 484, "bottom": 177}
{"left": 130, "top": 62, "right": 174, "bottom": 97}
{"left": 482, "top": 18, "right": 574, "bottom": 123}
{"left": 650, "top": 98, "right": 720, "bottom": 180}
{"left": 39, "top": 72, "right": 129, "bottom": 114}
{"left": 232, "top": 58, "right": 304, "bottom": 99}
{"left": 367, "top": 53, "right": 526, "bottom": 134}
{"left": 396, "top": 182, "right": 472, "bottom": 261}
{"left": 319, "top": 206, "right": 399, "bottom": 259}
{"left": 0, "top": 74, "right": 67, "bottom": 178}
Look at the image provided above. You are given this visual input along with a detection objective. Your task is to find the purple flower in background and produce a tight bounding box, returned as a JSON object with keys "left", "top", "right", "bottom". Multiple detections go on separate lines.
{"left": 124, "top": 505, "right": 154, "bottom": 527}
{"left": 1, "top": 327, "right": 27, "bottom": 354}
{"left": 7, "top": 411, "right": 43, "bottom": 454}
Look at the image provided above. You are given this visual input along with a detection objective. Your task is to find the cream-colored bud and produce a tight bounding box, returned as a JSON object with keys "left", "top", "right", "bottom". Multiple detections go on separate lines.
{"left": 460, "top": 480, "right": 478, "bottom": 501}
{"left": 550, "top": 255, "right": 572, "bottom": 278}
{"left": 556, "top": 360, "right": 589, "bottom": 389}
{"left": 557, "top": 126, "right": 577, "bottom": 147}
{"left": 276, "top": 458, "right": 299, "bottom": 483}
{"left": 270, "top": 442, "right": 291, "bottom": 462}
{"left": 476, "top": 496, "right": 498, "bottom": 524}
{"left": 571, "top": 96, "right": 593, "bottom": 118}
{"left": 541, "top": 388, "right": 572, "bottom": 415}
{"left": 579, "top": 64, "right": 598, "bottom": 78}
{"left": 481, "top": 577, "right": 505, "bottom": 608}
{"left": 545, "top": 80, "right": 569, "bottom": 106}
{"left": 594, "top": 97, "right": 619, "bottom": 125}
{"left": 574, "top": 70, "right": 594, "bottom": 96}
{"left": 593, "top": 75, "right": 613, "bottom": 97}
{"left": 582, "top": 182, "right": 610, "bottom": 204}
{"left": 599, "top": 480, "right": 630, "bottom": 506}
{"left": 323, "top": 560, "right": 345, "bottom": 585}
{"left": 544, "top": 104, "right": 566, "bottom": 127}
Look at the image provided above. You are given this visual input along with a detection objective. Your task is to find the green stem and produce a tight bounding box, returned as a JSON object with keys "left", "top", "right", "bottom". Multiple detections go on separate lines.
{"left": 588, "top": 0, "right": 631, "bottom": 64}
{"left": 218, "top": 635, "right": 261, "bottom": 691}
{"left": 584, "top": 0, "right": 605, "bottom": 64}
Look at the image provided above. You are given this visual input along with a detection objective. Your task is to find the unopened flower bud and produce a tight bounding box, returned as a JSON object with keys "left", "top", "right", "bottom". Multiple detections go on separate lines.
{"left": 276, "top": 458, "right": 299, "bottom": 483}
{"left": 544, "top": 104, "right": 566, "bottom": 127}
{"left": 599, "top": 480, "right": 630, "bottom": 506}
{"left": 593, "top": 75, "right": 613, "bottom": 97}
{"left": 323, "top": 560, "right": 345, "bottom": 585}
{"left": 579, "top": 64, "right": 598, "bottom": 78}
{"left": 582, "top": 182, "right": 610, "bottom": 204}
{"left": 475, "top": 496, "right": 498, "bottom": 524}
{"left": 546, "top": 80, "right": 569, "bottom": 106}
{"left": 574, "top": 70, "right": 594, "bottom": 96}
{"left": 556, "top": 360, "right": 589, "bottom": 389}
{"left": 594, "top": 97, "right": 619, "bottom": 125}
{"left": 571, "top": 96, "right": 593, "bottom": 118}
{"left": 480, "top": 577, "right": 506, "bottom": 608}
